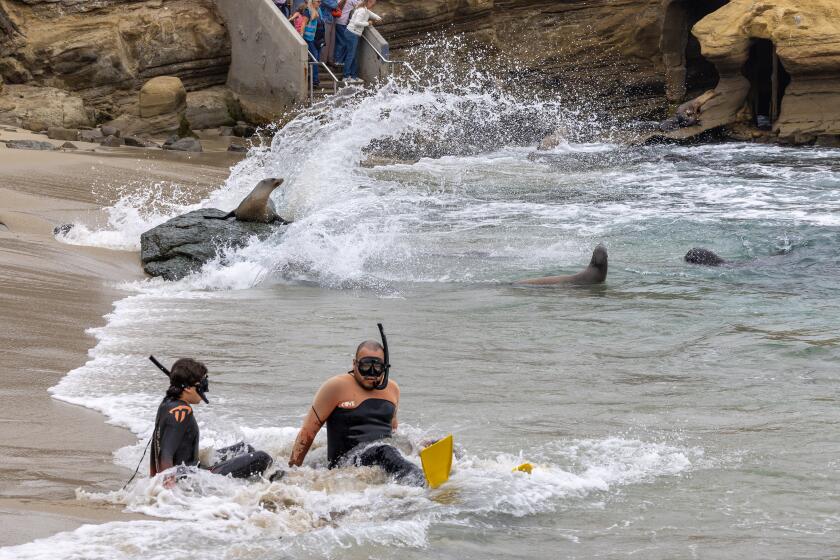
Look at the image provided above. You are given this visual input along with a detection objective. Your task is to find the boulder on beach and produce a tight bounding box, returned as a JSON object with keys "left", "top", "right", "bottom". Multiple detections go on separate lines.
{"left": 100, "top": 125, "right": 121, "bottom": 138}
{"left": 79, "top": 129, "right": 104, "bottom": 143}
{"left": 140, "top": 209, "right": 282, "bottom": 281}
{"left": 100, "top": 134, "right": 123, "bottom": 147}
{"left": 186, "top": 87, "right": 239, "bottom": 130}
{"left": 163, "top": 136, "right": 202, "bottom": 152}
{"left": 47, "top": 126, "right": 80, "bottom": 141}
{"left": 139, "top": 76, "right": 187, "bottom": 118}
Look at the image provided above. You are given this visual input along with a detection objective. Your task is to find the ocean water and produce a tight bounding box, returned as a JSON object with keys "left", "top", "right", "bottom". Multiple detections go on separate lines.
{"left": 4, "top": 75, "right": 840, "bottom": 559}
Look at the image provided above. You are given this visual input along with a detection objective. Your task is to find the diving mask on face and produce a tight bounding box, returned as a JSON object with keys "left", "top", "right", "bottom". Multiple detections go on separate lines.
{"left": 195, "top": 375, "right": 210, "bottom": 404}
{"left": 357, "top": 357, "right": 385, "bottom": 377}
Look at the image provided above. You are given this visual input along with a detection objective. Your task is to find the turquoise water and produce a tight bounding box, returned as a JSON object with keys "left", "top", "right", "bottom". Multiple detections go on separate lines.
{"left": 5, "top": 82, "right": 840, "bottom": 559}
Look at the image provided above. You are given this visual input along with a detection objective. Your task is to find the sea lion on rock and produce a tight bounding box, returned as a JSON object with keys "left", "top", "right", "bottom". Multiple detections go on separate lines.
{"left": 207, "top": 178, "right": 287, "bottom": 224}
{"left": 659, "top": 90, "right": 719, "bottom": 132}
{"left": 684, "top": 247, "right": 727, "bottom": 266}
{"left": 515, "top": 245, "right": 608, "bottom": 286}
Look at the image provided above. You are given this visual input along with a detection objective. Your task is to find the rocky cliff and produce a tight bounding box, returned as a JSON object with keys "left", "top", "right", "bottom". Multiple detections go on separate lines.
{"left": 0, "top": 0, "right": 687, "bottom": 127}
{"left": 691, "top": 0, "right": 840, "bottom": 144}
{"left": 0, "top": 0, "right": 229, "bottom": 124}
{"left": 1, "top": 0, "right": 839, "bottom": 145}
{"left": 376, "top": 0, "right": 674, "bottom": 119}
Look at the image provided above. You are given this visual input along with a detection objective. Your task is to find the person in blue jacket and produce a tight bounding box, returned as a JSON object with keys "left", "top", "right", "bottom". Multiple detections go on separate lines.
{"left": 301, "top": 0, "right": 324, "bottom": 87}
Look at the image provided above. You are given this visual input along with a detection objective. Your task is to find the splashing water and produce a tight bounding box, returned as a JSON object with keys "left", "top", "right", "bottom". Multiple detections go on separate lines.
{"left": 18, "top": 40, "right": 840, "bottom": 559}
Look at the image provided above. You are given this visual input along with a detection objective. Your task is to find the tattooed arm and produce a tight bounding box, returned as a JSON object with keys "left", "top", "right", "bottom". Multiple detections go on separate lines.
{"left": 289, "top": 378, "right": 339, "bottom": 467}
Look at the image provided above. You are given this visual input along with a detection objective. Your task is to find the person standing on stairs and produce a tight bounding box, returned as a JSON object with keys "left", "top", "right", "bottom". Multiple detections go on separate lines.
{"left": 302, "top": 0, "right": 324, "bottom": 88}
{"left": 342, "top": 0, "right": 382, "bottom": 84}
{"left": 334, "top": 0, "right": 360, "bottom": 69}
{"left": 320, "top": 0, "right": 339, "bottom": 65}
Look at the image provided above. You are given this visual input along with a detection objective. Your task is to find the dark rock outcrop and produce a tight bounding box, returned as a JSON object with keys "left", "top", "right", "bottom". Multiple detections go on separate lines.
{"left": 123, "top": 135, "right": 157, "bottom": 148}
{"left": 79, "top": 128, "right": 104, "bottom": 143}
{"left": 5, "top": 139, "right": 54, "bottom": 150}
{"left": 163, "top": 136, "right": 202, "bottom": 152}
{"left": 140, "top": 209, "right": 280, "bottom": 280}
{"left": 232, "top": 122, "right": 256, "bottom": 138}
{"left": 100, "top": 125, "right": 121, "bottom": 138}
{"left": 100, "top": 134, "right": 123, "bottom": 147}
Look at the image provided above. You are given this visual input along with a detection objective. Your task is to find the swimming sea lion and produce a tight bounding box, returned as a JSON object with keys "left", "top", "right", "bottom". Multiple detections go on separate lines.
{"left": 515, "top": 245, "right": 608, "bottom": 286}
{"left": 684, "top": 247, "right": 727, "bottom": 266}
{"left": 206, "top": 178, "right": 286, "bottom": 223}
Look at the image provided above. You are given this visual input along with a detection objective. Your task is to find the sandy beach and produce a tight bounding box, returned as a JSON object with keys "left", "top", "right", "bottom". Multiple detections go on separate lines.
{"left": 0, "top": 129, "right": 236, "bottom": 546}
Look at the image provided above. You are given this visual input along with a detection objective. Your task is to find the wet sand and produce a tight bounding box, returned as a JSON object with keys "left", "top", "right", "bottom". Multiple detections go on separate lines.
{"left": 0, "top": 129, "right": 235, "bottom": 546}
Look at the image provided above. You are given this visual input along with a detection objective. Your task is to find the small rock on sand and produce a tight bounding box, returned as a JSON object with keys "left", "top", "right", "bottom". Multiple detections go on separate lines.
{"left": 79, "top": 129, "right": 104, "bottom": 143}
{"left": 5, "top": 139, "right": 55, "bottom": 150}
{"left": 101, "top": 125, "right": 121, "bottom": 138}
{"left": 163, "top": 137, "right": 202, "bottom": 152}
{"left": 100, "top": 135, "right": 123, "bottom": 147}
{"left": 47, "top": 127, "right": 80, "bottom": 141}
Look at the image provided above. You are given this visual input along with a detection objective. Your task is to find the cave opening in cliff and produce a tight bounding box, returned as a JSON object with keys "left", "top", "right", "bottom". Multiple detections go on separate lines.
{"left": 661, "top": 0, "right": 728, "bottom": 102}
{"left": 745, "top": 38, "right": 791, "bottom": 127}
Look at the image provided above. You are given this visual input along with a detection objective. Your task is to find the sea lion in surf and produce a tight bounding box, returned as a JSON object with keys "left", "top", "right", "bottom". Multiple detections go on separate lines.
{"left": 206, "top": 178, "right": 287, "bottom": 224}
{"left": 515, "top": 245, "right": 608, "bottom": 286}
{"left": 684, "top": 247, "right": 727, "bottom": 266}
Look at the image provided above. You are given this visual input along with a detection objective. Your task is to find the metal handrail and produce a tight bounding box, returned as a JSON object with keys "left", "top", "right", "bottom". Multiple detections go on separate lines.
{"left": 307, "top": 50, "right": 340, "bottom": 103}
{"left": 360, "top": 34, "right": 421, "bottom": 80}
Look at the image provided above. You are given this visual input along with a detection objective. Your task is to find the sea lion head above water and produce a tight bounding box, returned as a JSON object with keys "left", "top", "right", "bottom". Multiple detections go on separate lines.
{"left": 684, "top": 247, "right": 727, "bottom": 266}
{"left": 233, "top": 177, "right": 285, "bottom": 223}
{"left": 514, "top": 244, "right": 608, "bottom": 286}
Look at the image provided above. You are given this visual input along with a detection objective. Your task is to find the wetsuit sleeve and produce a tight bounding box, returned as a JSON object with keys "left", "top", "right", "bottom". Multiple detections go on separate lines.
{"left": 289, "top": 378, "right": 340, "bottom": 467}
{"left": 157, "top": 412, "right": 189, "bottom": 472}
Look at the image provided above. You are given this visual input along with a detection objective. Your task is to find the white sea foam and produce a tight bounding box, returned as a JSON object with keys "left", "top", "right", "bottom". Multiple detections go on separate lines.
{"left": 23, "top": 45, "right": 840, "bottom": 560}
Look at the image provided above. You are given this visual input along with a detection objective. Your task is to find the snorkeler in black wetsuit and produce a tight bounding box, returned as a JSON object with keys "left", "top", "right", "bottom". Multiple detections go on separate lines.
{"left": 150, "top": 358, "right": 273, "bottom": 483}
{"left": 288, "top": 337, "right": 425, "bottom": 485}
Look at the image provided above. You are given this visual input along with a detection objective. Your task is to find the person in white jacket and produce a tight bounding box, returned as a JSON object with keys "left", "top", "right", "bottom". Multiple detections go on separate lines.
{"left": 342, "top": 0, "right": 382, "bottom": 82}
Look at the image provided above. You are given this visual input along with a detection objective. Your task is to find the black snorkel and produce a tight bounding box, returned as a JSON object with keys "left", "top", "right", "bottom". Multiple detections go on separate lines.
{"left": 375, "top": 323, "right": 390, "bottom": 390}
{"left": 149, "top": 355, "right": 209, "bottom": 404}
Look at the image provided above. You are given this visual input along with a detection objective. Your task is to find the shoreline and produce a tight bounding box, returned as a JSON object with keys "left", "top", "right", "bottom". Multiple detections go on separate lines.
{"left": 0, "top": 129, "right": 234, "bottom": 546}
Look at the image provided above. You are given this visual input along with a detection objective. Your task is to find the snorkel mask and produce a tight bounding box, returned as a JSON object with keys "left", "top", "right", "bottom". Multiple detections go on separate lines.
{"left": 374, "top": 323, "right": 391, "bottom": 391}
{"left": 195, "top": 375, "right": 210, "bottom": 404}
{"left": 149, "top": 355, "right": 210, "bottom": 404}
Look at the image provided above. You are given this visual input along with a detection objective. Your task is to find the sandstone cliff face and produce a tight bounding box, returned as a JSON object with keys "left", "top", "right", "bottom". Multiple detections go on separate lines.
{"left": 375, "top": 0, "right": 495, "bottom": 47}
{"left": 0, "top": 0, "right": 230, "bottom": 121}
{"left": 691, "top": 0, "right": 840, "bottom": 143}
{"left": 2, "top": 0, "right": 838, "bottom": 146}
{"left": 375, "top": 0, "right": 678, "bottom": 120}
{"left": 0, "top": 0, "right": 695, "bottom": 128}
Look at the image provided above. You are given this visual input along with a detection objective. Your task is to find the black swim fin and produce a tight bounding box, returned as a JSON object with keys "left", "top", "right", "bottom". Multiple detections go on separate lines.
{"left": 269, "top": 469, "right": 286, "bottom": 482}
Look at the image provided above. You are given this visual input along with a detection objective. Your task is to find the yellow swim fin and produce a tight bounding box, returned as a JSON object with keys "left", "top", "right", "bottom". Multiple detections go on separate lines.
{"left": 420, "top": 434, "right": 453, "bottom": 489}
{"left": 513, "top": 462, "right": 533, "bottom": 474}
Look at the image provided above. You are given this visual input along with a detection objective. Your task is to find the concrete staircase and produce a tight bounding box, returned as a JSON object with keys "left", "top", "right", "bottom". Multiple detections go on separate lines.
{"left": 215, "top": 0, "right": 393, "bottom": 119}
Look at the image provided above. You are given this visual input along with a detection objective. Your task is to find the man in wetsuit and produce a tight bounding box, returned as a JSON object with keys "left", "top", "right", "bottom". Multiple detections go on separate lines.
{"left": 288, "top": 340, "right": 425, "bottom": 485}
{"left": 151, "top": 358, "right": 273, "bottom": 483}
